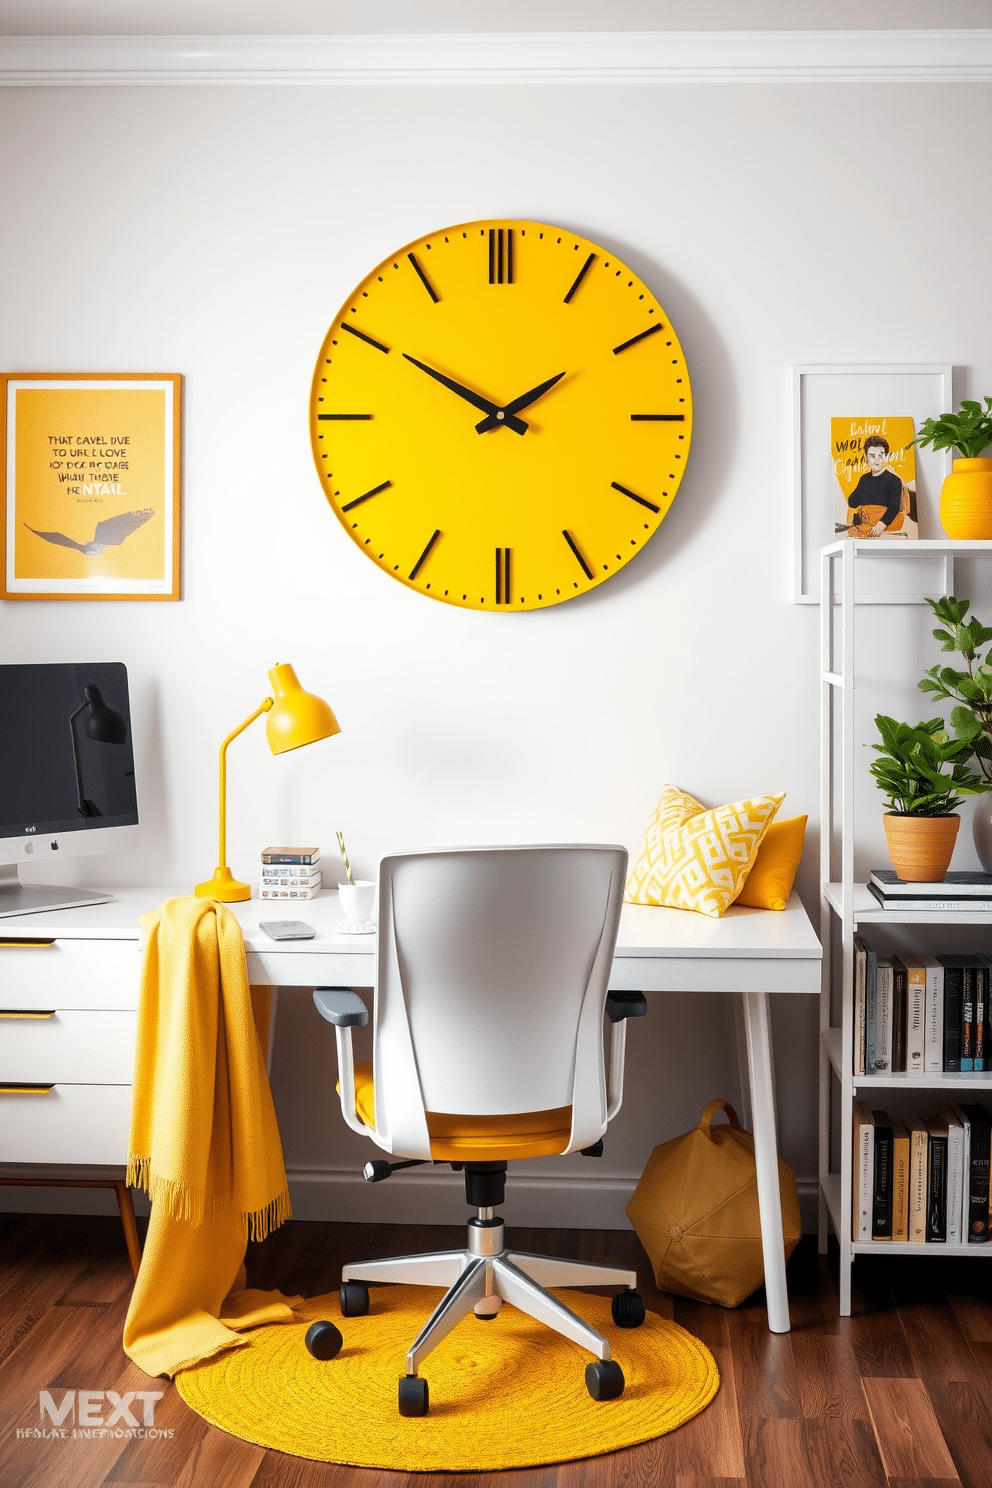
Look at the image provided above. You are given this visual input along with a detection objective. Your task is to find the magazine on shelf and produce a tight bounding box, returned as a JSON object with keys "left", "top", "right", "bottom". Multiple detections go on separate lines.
{"left": 867, "top": 882, "right": 992, "bottom": 913}
{"left": 868, "top": 869, "right": 992, "bottom": 898}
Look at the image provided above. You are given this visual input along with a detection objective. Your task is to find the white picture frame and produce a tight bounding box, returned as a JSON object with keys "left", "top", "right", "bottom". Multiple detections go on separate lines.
{"left": 793, "top": 363, "right": 953, "bottom": 604}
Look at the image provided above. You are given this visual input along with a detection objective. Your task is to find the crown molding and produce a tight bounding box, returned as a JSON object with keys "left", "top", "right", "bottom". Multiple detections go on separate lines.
{"left": 0, "top": 29, "right": 989, "bottom": 85}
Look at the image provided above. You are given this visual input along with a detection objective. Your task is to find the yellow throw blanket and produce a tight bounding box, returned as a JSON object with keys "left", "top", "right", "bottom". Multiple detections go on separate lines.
{"left": 123, "top": 896, "right": 299, "bottom": 1377}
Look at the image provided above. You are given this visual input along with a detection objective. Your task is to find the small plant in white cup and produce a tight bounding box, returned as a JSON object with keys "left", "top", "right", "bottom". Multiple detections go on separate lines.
{"left": 336, "top": 831, "right": 376, "bottom": 930}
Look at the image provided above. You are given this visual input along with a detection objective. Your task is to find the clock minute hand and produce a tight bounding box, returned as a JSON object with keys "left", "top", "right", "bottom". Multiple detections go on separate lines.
{"left": 402, "top": 354, "right": 528, "bottom": 435}
{"left": 475, "top": 371, "right": 566, "bottom": 434}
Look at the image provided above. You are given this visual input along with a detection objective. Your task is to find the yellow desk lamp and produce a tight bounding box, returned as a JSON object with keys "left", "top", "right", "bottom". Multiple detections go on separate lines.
{"left": 195, "top": 662, "right": 340, "bottom": 903}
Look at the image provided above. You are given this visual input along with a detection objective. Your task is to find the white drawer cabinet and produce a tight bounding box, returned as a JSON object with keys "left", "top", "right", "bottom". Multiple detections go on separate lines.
{"left": 0, "top": 931, "right": 141, "bottom": 1168}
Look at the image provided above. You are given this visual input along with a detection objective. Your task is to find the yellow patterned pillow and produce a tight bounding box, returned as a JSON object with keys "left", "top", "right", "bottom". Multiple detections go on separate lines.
{"left": 625, "top": 787, "right": 785, "bottom": 917}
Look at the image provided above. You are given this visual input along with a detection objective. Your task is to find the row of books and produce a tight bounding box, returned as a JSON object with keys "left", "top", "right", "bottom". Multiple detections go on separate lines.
{"left": 258, "top": 845, "right": 321, "bottom": 901}
{"left": 853, "top": 1101, "right": 992, "bottom": 1244}
{"left": 867, "top": 868, "right": 992, "bottom": 914}
{"left": 853, "top": 936, "right": 991, "bottom": 1074}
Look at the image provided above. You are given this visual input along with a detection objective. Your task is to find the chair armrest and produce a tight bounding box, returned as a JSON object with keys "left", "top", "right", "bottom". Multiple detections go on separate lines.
{"left": 606, "top": 990, "right": 647, "bottom": 1023}
{"left": 605, "top": 991, "right": 646, "bottom": 1120}
{"left": 313, "top": 988, "right": 369, "bottom": 1027}
{"left": 312, "top": 988, "right": 369, "bottom": 1137}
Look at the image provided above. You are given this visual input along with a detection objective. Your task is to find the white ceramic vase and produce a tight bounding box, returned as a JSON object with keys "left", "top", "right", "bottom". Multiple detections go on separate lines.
{"left": 974, "top": 794, "right": 992, "bottom": 874}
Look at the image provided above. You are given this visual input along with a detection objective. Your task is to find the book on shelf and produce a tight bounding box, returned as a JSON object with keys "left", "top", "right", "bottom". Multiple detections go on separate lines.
{"left": 260, "top": 846, "right": 321, "bottom": 866}
{"left": 926, "top": 1112, "right": 949, "bottom": 1243}
{"left": 908, "top": 1113, "right": 929, "bottom": 1244}
{"left": 975, "top": 958, "right": 989, "bottom": 1073}
{"left": 949, "top": 1103, "right": 972, "bottom": 1246}
{"left": 957, "top": 1102, "right": 992, "bottom": 1243}
{"left": 940, "top": 1106, "right": 965, "bottom": 1245}
{"left": 866, "top": 882, "right": 992, "bottom": 912}
{"left": 892, "top": 1117, "right": 910, "bottom": 1242}
{"left": 902, "top": 954, "right": 927, "bottom": 1072}
{"left": 939, "top": 955, "right": 965, "bottom": 1073}
{"left": 865, "top": 942, "right": 879, "bottom": 1075}
{"left": 854, "top": 934, "right": 868, "bottom": 1077}
{"left": 871, "top": 957, "right": 894, "bottom": 1074}
{"left": 259, "top": 868, "right": 322, "bottom": 887}
{"left": 868, "top": 869, "right": 992, "bottom": 898}
{"left": 963, "top": 961, "right": 977, "bottom": 1072}
{"left": 871, "top": 1110, "right": 894, "bottom": 1239}
{"left": 259, "top": 884, "right": 320, "bottom": 900}
{"left": 891, "top": 956, "right": 908, "bottom": 1073}
{"left": 921, "top": 953, "right": 945, "bottom": 1074}
{"left": 853, "top": 1101, "right": 875, "bottom": 1242}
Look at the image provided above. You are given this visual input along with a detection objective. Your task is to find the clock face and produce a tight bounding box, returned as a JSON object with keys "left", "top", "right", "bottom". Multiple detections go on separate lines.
{"left": 309, "top": 219, "right": 692, "bottom": 611}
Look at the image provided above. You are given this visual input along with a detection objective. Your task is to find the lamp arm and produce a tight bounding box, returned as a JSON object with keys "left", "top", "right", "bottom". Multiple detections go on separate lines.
{"left": 216, "top": 697, "right": 273, "bottom": 869}
{"left": 68, "top": 702, "right": 88, "bottom": 815}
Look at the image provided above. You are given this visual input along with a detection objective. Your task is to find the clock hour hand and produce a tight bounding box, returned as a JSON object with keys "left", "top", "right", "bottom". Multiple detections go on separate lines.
{"left": 402, "top": 353, "right": 528, "bottom": 435}
{"left": 475, "top": 371, "right": 566, "bottom": 434}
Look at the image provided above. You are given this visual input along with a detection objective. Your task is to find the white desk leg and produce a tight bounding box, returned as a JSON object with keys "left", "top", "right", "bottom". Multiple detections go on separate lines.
{"left": 742, "top": 990, "right": 790, "bottom": 1334}
{"left": 266, "top": 987, "right": 279, "bottom": 1079}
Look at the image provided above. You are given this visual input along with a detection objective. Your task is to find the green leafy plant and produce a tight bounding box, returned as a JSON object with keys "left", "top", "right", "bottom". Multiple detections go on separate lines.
{"left": 913, "top": 397, "right": 992, "bottom": 460}
{"left": 919, "top": 594, "right": 992, "bottom": 788}
{"left": 869, "top": 713, "right": 984, "bottom": 815}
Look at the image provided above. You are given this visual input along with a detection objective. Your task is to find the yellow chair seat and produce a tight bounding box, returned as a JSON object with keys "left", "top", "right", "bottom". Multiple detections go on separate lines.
{"left": 347, "top": 1064, "right": 572, "bottom": 1162}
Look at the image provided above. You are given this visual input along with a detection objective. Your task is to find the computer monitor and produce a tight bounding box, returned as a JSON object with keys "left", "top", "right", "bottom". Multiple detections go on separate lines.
{"left": 0, "top": 661, "right": 139, "bottom": 917}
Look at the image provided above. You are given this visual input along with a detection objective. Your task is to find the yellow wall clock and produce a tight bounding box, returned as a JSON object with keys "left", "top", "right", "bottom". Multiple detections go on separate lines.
{"left": 309, "top": 219, "right": 692, "bottom": 611}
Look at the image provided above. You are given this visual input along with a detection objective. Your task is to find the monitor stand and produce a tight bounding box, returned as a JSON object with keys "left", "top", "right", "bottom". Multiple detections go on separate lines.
{"left": 0, "top": 864, "right": 113, "bottom": 919}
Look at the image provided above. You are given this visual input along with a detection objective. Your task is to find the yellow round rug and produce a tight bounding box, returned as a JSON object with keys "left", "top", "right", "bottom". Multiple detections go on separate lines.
{"left": 175, "top": 1286, "right": 719, "bottom": 1471}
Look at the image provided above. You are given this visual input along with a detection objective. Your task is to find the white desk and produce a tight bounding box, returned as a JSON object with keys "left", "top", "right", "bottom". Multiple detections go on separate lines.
{"left": 0, "top": 887, "right": 820, "bottom": 1332}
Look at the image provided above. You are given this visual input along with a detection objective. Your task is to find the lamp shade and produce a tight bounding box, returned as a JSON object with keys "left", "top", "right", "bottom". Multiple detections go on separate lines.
{"left": 82, "top": 685, "right": 127, "bottom": 744}
{"left": 265, "top": 663, "right": 340, "bottom": 755}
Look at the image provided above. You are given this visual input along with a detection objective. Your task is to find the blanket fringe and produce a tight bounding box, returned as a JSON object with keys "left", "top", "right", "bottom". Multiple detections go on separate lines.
{"left": 127, "top": 1156, "right": 291, "bottom": 1241}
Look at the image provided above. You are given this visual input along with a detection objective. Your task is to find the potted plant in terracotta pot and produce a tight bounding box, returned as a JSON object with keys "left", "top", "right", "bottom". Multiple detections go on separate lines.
{"left": 914, "top": 396, "right": 992, "bottom": 538}
{"left": 870, "top": 713, "right": 984, "bottom": 880}
{"left": 919, "top": 594, "right": 992, "bottom": 870}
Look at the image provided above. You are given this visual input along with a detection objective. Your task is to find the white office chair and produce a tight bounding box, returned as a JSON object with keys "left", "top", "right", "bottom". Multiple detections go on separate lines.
{"left": 307, "top": 844, "right": 648, "bottom": 1416}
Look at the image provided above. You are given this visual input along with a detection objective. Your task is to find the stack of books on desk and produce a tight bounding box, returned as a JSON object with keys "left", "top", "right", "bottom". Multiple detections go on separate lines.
{"left": 259, "top": 845, "right": 321, "bottom": 900}
{"left": 853, "top": 1101, "right": 992, "bottom": 1245}
{"left": 867, "top": 869, "right": 992, "bottom": 913}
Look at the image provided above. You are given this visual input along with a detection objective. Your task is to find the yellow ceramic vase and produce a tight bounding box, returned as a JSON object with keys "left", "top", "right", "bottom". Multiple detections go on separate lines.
{"left": 939, "top": 457, "right": 992, "bottom": 539}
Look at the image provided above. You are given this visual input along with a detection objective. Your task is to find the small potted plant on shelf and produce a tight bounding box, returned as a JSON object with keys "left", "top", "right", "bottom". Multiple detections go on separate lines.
{"left": 919, "top": 594, "right": 992, "bottom": 870}
{"left": 869, "top": 713, "right": 985, "bottom": 880}
{"left": 914, "top": 396, "right": 992, "bottom": 538}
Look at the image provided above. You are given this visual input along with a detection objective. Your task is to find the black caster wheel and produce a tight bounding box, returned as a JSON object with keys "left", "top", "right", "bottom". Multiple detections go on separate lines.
{"left": 339, "top": 1281, "right": 370, "bottom": 1317}
{"left": 398, "top": 1373, "right": 429, "bottom": 1416}
{"left": 304, "top": 1320, "right": 343, "bottom": 1360}
{"left": 585, "top": 1359, "right": 625, "bottom": 1401}
{"left": 612, "top": 1290, "right": 646, "bottom": 1328}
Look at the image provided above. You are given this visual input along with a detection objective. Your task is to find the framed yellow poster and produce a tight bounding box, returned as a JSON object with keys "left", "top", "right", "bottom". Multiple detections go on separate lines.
{"left": 1, "top": 372, "right": 181, "bottom": 601}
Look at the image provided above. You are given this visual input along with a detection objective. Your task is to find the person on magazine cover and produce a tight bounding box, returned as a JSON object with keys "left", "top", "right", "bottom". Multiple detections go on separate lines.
{"left": 845, "top": 435, "right": 906, "bottom": 536}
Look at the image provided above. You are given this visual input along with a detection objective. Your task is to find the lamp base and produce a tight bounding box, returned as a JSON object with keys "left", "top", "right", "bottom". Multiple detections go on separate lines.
{"left": 195, "top": 866, "right": 252, "bottom": 902}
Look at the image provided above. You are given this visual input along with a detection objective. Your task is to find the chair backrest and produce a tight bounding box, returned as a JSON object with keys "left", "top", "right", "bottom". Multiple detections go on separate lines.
{"left": 371, "top": 844, "right": 627, "bottom": 1159}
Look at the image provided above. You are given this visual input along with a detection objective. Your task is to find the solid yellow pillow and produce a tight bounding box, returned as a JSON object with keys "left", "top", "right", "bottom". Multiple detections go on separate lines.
{"left": 733, "top": 815, "right": 807, "bottom": 910}
{"left": 625, "top": 787, "right": 785, "bottom": 918}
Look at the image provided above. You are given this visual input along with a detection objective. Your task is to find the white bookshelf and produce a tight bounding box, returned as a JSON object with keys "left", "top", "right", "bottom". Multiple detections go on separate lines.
{"left": 818, "top": 539, "right": 992, "bottom": 1313}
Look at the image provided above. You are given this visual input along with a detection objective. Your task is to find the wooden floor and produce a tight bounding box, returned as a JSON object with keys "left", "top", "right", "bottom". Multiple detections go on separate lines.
{"left": 3, "top": 1213, "right": 992, "bottom": 1488}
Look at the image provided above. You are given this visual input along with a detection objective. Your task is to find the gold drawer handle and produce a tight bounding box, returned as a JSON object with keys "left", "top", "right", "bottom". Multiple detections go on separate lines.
{"left": 0, "top": 939, "right": 55, "bottom": 949}
{"left": 0, "top": 1084, "right": 54, "bottom": 1095}
{"left": 0, "top": 1011, "right": 55, "bottom": 1020}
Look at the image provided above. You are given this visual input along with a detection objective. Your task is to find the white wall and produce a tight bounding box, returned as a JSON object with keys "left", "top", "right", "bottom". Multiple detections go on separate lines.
{"left": 2, "top": 44, "right": 990, "bottom": 1226}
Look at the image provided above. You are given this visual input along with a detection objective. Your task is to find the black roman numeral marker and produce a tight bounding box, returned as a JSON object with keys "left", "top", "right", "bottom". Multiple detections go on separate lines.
{"left": 342, "top": 480, "right": 391, "bottom": 512}
{"left": 611, "top": 481, "right": 660, "bottom": 514}
{"left": 488, "top": 228, "right": 514, "bottom": 284}
{"left": 495, "top": 547, "right": 512, "bottom": 604}
{"left": 631, "top": 413, "right": 685, "bottom": 422}
{"left": 408, "top": 253, "right": 439, "bottom": 303}
{"left": 342, "top": 323, "right": 390, "bottom": 354}
{"left": 563, "top": 252, "right": 595, "bottom": 304}
{"left": 562, "top": 530, "right": 593, "bottom": 579}
{"left": 318, "top": 412, "right": 372, "bottom": 420}
{"left": 409, "top": 529, "right": 441, "bottom": 580}
{"left": 613, "top": 323, "right": 663, "bottom": 355}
